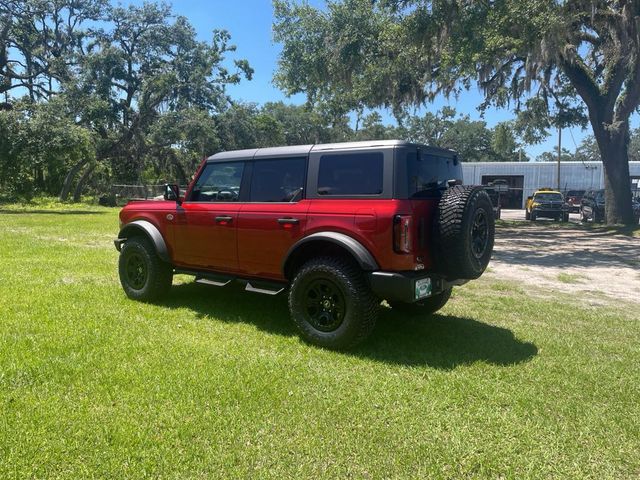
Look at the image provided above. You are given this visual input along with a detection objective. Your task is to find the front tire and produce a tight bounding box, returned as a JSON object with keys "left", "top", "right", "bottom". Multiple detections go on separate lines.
{"left": 389, "top": 288, "right": 452, "bottom": 317}
{"left": 118, "top": 236, "right": 173, "bottom": 301}
{"left": 288, "top": 257, "right": 379, "bottom": 349}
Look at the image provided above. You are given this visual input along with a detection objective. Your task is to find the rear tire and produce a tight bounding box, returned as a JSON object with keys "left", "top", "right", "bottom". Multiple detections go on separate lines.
{"left": 288, "top": 257, "right": 379, "bottom": 349}
{"left": 562, "top": 213, "right": 569, "bottom": 222}
{"left": 531, "top": 212, "right": 537, "bottom": 221}
{"left": 389, "top": 288, "right": 452, "bottom": 317}
{"left": 118, "top": 236, "right": 173, "bottom": 301}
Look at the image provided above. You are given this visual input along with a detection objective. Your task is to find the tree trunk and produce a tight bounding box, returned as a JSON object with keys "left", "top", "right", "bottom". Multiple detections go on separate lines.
{"left": 595, "top": 130, "right": 634, "bottom": 225}
{"left": 72, "top": 162, "right": 96, "bottom": 202}
{"left": 59, "top": 158, "right": 89, "bottom": 201}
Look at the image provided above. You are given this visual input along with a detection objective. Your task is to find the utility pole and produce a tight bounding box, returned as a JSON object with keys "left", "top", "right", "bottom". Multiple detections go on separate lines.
{"left": 557, "top": 125, "right": 561, "bottom": 192}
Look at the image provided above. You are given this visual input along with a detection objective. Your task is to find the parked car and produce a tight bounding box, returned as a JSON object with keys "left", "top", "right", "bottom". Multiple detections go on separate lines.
{"left": 564, "top": 189, "right": 585, "bottom": 213}
{"left": 582, "top": 190, "right": 640, "bottom": 223}
{"left": 525, "top": 188, "right": 569, "bottom": 221}
{"left": 580, "top": 189, "right": 605, "bottom": 223}
{"left": 114, "top": 140, "right": 495, "bottom": 349}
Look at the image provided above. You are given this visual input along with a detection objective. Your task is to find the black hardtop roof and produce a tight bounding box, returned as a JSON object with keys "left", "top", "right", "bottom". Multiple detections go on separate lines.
{"left": 206, "top": 139, "right": 457, "bottom": 162}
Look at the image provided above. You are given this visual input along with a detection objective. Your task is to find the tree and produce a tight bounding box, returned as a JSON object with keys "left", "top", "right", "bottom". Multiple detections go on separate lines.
{"left": 0, "top": 0, "right": 106, "bottom": 100}
{"left": 402, "top": 108, "right": 497, "bottom": 162}
{"left": 274, "top": 0, "right": 640, "bottom": 224}
{"left": 59, "top": 2, "right": 252, "bottom": 200}
{"left": 491, "top": 123, "right": 519, "bottom": 162}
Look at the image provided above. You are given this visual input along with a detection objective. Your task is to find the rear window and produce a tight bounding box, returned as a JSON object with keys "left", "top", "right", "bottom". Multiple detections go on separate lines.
{"left": 317, "top": 152, "right": 383, "bottom": 196}
{"left": 408, "top": 152, "right": 461, "bottom": 198}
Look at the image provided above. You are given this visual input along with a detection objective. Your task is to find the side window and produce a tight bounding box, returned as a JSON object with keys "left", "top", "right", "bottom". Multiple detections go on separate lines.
{"left": 249, "top": 158, "right": 306, "bottom": 202}
{"left": 189, "top": 162, "right": 244, "bottom": 202}
{"left": 318, "top": 152, "right": 383, "bottom": 196}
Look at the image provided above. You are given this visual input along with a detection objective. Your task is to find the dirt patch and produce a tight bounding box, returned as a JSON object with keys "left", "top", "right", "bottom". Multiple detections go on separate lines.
{"left": 487, "top": 222, "right": 640, "bottom": 306}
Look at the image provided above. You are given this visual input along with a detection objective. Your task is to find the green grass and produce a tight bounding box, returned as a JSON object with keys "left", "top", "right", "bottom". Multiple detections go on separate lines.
{"left": 1, "top": 205, "right": 639, "bottom": 479}
{"left": 556, "top": 273, "right": 585, "bottom": 284}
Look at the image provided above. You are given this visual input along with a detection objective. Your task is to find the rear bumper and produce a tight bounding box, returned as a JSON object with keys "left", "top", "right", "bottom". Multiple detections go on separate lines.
{"left": 368, "top": 271, "right": 468, "bottom": 303}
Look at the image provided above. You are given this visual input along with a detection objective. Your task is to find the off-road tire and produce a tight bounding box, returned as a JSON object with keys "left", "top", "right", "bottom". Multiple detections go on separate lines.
{"left": 531, "top": 212, "right": 537, "bottom": 221}
{"left": 562, "top": 213, "right": 569, "bottom": 222}
{"left": 435, "top": 185, "right": 495, "bottom": 280}
{"left": 288, "top": 257, "right": 379, "bottom": 349}
{"left": 118, "top": 236, "right": 173, "bottom": 301}
{"left": 389, "top": 288, "right": 452, "bottom": 317}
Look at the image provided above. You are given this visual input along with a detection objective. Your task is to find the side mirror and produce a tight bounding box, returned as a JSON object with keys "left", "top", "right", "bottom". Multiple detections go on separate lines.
{"left": 164, "top": 184, "right": 181, "bottom": 204}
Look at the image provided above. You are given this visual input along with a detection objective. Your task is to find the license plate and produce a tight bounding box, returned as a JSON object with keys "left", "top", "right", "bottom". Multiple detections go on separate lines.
{"left": 415, "top": 278, "right": 432, "bottom": 300}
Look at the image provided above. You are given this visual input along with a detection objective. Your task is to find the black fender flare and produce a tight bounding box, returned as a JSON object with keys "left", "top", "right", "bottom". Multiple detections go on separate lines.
{"left": 282, "top": 232, "right": 379, "bottom": 277}
{"left": 117, "top": 220, "right": 171, "bottom": 263}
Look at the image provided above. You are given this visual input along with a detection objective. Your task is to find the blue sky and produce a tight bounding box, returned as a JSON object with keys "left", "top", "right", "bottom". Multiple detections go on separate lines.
{"left": 128, "top": 0, "right": 606, "bottom": 159}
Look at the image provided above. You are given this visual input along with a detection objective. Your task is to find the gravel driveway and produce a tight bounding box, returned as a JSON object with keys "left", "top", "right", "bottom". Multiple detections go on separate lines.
{"left": 487, "top": 214, "right": 640, "bottom": 306}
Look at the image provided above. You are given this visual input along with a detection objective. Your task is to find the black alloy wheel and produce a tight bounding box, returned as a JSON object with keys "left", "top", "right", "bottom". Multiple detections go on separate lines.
{"left": 471, "top": 208, "right": 489, "bottom": 259}
{"left": 303, "top": 278, "right": 346, "bottom": 332}
{"left": 125, "top": 251, "right": 148, "bottom": 290}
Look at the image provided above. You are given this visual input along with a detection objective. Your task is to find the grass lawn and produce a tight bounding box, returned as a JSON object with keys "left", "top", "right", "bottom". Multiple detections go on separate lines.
{"left": 1, "top": 203, "right": 639, "bottom": 478}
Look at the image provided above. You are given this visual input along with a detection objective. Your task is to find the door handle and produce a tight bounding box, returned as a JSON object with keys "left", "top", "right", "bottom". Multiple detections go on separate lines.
{"left": 215, "top": 215, "right": 233, "bottom": 224}
{"left": 277, "top": 218, "right": 300, "bottom": 225}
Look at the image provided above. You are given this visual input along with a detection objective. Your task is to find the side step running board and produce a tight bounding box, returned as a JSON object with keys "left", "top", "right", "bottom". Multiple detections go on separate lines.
{"left": 196, "top": 277, "right": 231, "bottom": 287}
{"left": 245, "top": 282, "right": 285, "bottom": 296}
{"left": 176, "top": 268, "right": 285, "bottom": 296}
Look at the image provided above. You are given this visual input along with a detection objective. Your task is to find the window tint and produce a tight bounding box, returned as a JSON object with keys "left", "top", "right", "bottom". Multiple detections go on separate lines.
{"left": 189, "top": 162, "right": 244, "bottom": 202}
{"left": 318, "top": 152, "right": 383, "bottom": 196}
{"left": 407, "top": 152, "right": 462, "bottom": 198}
{"left": 249, "top": 158, "right": 306, "bottom": 202}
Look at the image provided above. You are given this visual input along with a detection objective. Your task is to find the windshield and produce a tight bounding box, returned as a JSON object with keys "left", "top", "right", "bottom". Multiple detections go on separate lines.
{"left": 534, "top": 193, "right": 563, "bottom": 202}
{"left": 407, "top": 152, "right": 461, "bottom": 197}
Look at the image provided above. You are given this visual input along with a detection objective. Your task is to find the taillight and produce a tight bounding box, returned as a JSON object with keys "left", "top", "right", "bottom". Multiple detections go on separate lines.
{"left": 393, "top": 215, "right": 412, "bottom": 253}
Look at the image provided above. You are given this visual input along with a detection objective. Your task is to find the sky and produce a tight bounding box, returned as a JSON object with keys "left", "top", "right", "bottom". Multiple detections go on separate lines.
{"left": 126, "top": 0, "right": 623, "bottom": 159}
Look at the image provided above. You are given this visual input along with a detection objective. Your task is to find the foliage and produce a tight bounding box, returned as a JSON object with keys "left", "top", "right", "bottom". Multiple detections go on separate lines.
{"left": 274, "top": 0, "right": 640, "bottom": 223}
{"left": 0, "top": 101, "right": 94, "bottom": 199}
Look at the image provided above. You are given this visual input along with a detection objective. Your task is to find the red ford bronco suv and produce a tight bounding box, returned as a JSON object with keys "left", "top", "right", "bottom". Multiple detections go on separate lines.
{"left": 115, "top": 140, "right": 494, "bottom": 349}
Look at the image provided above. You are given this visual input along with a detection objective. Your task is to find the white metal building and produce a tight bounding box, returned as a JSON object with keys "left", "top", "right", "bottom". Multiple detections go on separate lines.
{"left": 463, "top": 161, "right": 640, "bottom": 208}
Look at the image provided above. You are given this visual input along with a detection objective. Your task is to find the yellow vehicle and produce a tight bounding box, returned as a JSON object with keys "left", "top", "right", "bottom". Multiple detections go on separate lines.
{"left": 525, "top": 188, "right": 569, "bottom": 222}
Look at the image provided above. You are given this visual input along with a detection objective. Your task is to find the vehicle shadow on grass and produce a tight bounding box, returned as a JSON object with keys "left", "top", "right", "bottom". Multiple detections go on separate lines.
{"left": 354, "top": 308, "right": 538, "bottom": 369}
{"left": 161, "top": 282, "right": 538, "bottom": 369}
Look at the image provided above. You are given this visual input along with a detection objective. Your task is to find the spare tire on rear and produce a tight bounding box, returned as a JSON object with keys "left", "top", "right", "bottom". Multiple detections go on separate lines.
{"left": 434, "top": 185, "right": 494, "bottom": 280}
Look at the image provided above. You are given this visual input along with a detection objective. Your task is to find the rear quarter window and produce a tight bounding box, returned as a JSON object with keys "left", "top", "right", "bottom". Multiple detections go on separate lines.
{"left": 317, "top": 152, "right": 383, "bottom": 196}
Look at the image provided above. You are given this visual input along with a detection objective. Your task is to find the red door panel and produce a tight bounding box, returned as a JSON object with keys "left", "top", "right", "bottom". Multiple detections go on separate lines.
{"left": 237, "top": 201, "right": 310, "bottom": 279}
{"left": 172, "top": 202, "right": 241, "bottom": 272}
